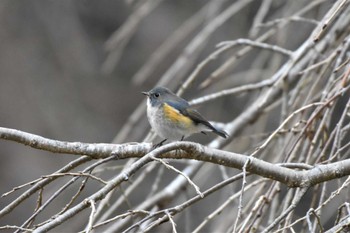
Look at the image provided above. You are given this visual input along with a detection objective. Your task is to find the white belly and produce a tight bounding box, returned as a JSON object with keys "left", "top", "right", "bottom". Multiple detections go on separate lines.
{"left": 146, "top": 100, "right": 201, "bottom": 140}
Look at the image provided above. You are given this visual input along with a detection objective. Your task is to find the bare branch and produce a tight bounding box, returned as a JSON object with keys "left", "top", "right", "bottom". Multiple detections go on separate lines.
{"left": 1, "top": 127, "right": 350, "bottom": 189}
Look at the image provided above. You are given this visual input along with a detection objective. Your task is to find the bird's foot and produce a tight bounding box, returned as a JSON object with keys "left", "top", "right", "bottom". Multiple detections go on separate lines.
{"left": 152, "top": 139, "right": 167, "bottom": 149}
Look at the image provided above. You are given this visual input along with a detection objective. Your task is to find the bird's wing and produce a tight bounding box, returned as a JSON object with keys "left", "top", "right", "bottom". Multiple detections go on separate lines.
{"left": 166, "top": 101, "right": 228, "bottom": 138}
{"left": 182, "top": 108, "right": 216, "bottom": 130}
{"left": 166, "top": 100, "right": 212, "bottom": 127}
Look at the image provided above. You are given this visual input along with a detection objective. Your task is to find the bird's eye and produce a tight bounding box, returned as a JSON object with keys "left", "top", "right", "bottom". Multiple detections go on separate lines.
{"left": 154, "top": 93, "right": 160, "bottom": 98}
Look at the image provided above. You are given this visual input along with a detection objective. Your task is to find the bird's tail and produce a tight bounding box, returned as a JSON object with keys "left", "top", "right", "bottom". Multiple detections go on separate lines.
{"left": 201, "top": 121, "right": 229, "bottom": 138}
{"left": 212, "top": 127, "right": 229, "bottom": 138}
{"left": 213, "top": 128, "right": 229, "bottom": 138}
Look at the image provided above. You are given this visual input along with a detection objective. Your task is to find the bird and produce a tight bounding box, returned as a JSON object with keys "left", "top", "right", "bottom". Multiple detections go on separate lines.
{"left": 142, "top": 86, "right": 228, "bottom": 146}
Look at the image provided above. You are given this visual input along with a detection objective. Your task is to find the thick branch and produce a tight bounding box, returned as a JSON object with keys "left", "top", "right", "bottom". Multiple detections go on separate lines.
{"left": 1, "top": 129, "right": 350, "bottom": 231}
{"left": 0, "top": 127, "right": 151, "bottom": 159}
{"left": 1, "top": 127, "right": 350, "bottom": 188}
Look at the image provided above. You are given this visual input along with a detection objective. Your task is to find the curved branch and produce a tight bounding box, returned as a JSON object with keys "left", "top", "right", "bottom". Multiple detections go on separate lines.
{"left": 1, "top": 127, "right": 350, "bottom": 189}
{"left": 0, "top": 155, "right": 91, "bottom": 218}
{"left": 0, "top": 127, "right": 151, "bottom": 159}
{"left": 2, "top": 127, "right": 350, "bottom": 232}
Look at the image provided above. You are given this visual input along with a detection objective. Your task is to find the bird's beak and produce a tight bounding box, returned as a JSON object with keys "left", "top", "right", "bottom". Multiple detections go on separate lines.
{"left": 142, "top": 91, "right": 149, "bottom": 96}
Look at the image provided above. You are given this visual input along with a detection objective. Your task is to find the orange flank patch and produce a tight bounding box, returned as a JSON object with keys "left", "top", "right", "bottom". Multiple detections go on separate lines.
{"left": 163, "top": 103, "right": 193, "bottom": 126}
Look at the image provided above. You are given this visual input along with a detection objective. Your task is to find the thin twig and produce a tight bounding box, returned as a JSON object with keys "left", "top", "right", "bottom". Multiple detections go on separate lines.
{"left": 1, "top": 177, "right": 42, "bottom": 198}
{"left": 262, "top": 187, "right": 309, "bottom": 233}
{"left": 233, "top": 158, "right": 251, "bottom": 233}
{"left": 85, "top": 200, "right": 96, "bottom": 233}
{"left": 0, "top": 225, "right": 33, "bottom": 232}
{"left": 150, "top": 155, "right": 204, "bottom": 198}
{"left": 217, "top": 39, "right": 293, "bottom": 57}
{"left": 42, "top": 172, "right": 107, "bottom": 185}
{"left": 165, "top": 210, "right": 177, "bottom": 233}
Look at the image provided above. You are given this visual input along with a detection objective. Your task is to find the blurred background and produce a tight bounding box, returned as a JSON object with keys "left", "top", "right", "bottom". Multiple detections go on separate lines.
{"left": 0, "top": 0, "right": 248, "bottom": 195}
{"left": 0, "top": 0, "right": 138, "bottom": 206}
{"left": 0, "top": 0, "right": 241, "bottom": 228}
{"left": 2, "top": 0, "right": 348, "bottom": 232}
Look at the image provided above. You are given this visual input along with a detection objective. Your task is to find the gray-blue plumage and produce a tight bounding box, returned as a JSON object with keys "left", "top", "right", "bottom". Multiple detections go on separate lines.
{"left": 143, "top": 87, "right": 228, "bottom": 140}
